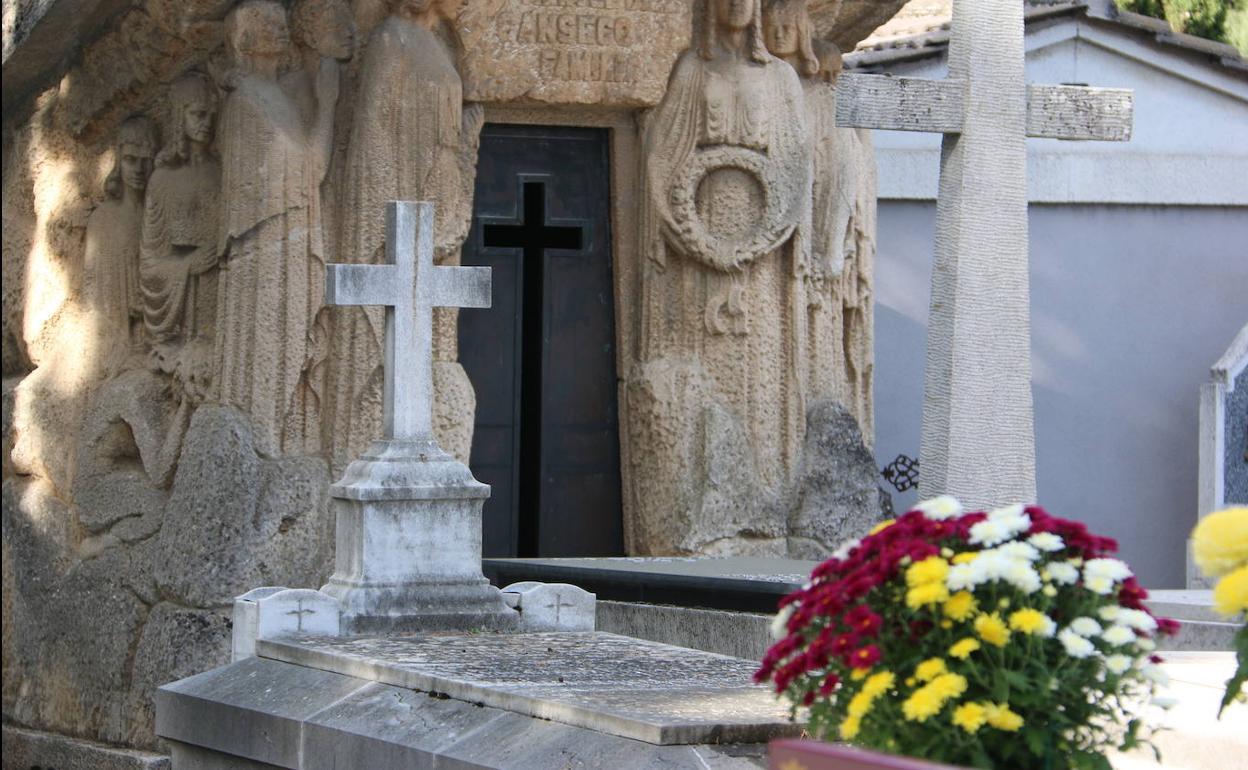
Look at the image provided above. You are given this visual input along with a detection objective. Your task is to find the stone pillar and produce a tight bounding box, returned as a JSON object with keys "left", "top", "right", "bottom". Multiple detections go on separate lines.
{"left": 320, "top": 437, "right": 518, "bottom": 633}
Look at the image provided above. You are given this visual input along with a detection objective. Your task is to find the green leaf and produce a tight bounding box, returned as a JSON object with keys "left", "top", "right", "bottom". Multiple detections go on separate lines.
{"left": 1219, "top": 623, "right": 1248, "bottom": 717}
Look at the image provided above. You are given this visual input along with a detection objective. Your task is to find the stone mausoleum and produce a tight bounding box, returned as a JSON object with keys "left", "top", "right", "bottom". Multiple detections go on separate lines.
{"left": 2, "top": 0, "right": 906, "bottom": 757}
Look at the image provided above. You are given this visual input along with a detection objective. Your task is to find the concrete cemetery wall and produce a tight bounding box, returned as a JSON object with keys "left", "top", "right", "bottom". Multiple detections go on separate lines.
{"left": 874, "top": 201, "right": 1248, "bottom": 588}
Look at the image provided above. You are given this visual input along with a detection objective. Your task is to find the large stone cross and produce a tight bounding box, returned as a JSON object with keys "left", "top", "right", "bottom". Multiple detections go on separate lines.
{"left": 325, "top": 201, "right": 491, "bottom": 442}
{"left": 835, "top": 0, "right": 1132, "bottom": 507}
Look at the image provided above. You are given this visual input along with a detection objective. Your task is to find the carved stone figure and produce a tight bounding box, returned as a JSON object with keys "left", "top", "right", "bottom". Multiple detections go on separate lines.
{"left": 83, "top": 115, "right": 158, "bottom": 374}
{"left": 323, "top": 0, "right": 483, "bottom": 474}
{"left": 763, "top": 2, "right": 875, "bottom": 439}
{"left": 214, "top": 0, "right": 334, "bottom": 456}
{"left": 139, "top": 73, "right": 221, "bottom": 396}
{"left": 627, "top": 0, "right": 812, "bottom": 555}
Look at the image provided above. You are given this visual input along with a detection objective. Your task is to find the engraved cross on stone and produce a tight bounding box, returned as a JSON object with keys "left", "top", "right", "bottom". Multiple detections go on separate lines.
{"left": 834, "top": 0, "right": 1133, "bottom": 507}
{"left": 285, "top": 599, "right": 315, "bottom": 632}
{"left": 325, "top": 201, "right": 491, "bottom": 442}
{"left": 542, "top": 591, "right": 577, "bottom": 625}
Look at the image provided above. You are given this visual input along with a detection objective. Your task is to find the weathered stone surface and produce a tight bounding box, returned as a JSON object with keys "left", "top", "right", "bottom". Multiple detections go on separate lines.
{"left": 788, "top": 400, "right": 883, "bottom": 559}
{"left": 596, "top": 601, "right": 773, "bottom": 661}
{"left": 128, "top": 603, "right": 232, "bottom": 747}
{"left": 231, "top": 588, "right": 340, "bottom": 662}
{"left": 257, "top": 632, "right": 799, "bottom": 745}
{"left": 155, "top": 406, "right": 331, "bottom": 608}
{"left": 158, "top": 657, "right": 771, "bottom": 769}
{"left": 73, "top": 369, "right": 183, "bottom": 535}
{"left": 1, "top": 725, "right": 171, "bottom": 770}
{"left": 458, "top": 0, "right": 693, "bottom": 107}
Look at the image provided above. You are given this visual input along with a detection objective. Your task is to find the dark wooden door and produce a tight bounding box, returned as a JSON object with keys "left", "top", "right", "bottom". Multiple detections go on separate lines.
{"left": 459, "top": 124, "right": 623, "bottom": 558}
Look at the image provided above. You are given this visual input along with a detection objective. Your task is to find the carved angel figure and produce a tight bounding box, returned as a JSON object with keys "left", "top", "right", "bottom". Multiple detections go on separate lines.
{"left": 323, "top": 0, "right": 482, "bottom": 472}
{"left": 627, "top": 0, "right": 813, "bottom": 554}
{"left": 138, "top": 72, "right": 221, "bottom": 392}
{"left": 84, "top": 114, "right": 158, "bottom": 374}
{"left": 214, "top": 0, "right": 334, "bottom": 456}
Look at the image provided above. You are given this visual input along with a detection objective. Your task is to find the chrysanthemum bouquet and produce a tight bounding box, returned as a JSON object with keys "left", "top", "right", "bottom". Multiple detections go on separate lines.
{"left": 756, "top": 497, "right": 1180, "bottom": 770}
{"left": 1190, "top": 506, "right": 1248, "bottom": 714}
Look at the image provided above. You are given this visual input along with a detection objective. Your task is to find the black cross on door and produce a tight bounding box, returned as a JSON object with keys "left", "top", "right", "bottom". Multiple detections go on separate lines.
{"left": 459, "top": 124, "right": 624, "bottom": 559}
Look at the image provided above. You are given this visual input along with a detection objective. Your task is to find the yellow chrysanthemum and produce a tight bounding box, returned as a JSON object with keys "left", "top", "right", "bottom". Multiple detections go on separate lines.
{"left": 851, "top": 668, "right": 870, "bottom": 681}
{"left": 929, "top": 673, "right": 968, "bottom": 700}
{"left": 906, "top": 582, "right": 950, "bottom": 609}
{"left": 951, "top": 552, "right": 978, "bottom": 565}
{"left": 906, "top": 556, "right": 951, "bottom": 587}
{"left": 914, "top": 658, "right": 947, "bottom": 682}
{"left": 1008, "top": 608, "right": 1052, "bottom": 635}
{"left": 861, "top": 671, "right": 896, "bottom": 699}
{"left": 949, "top": 637, "right": 981, "bottom": 660}
{"left": 901, "top": 687, "right": 944, "bottom": 722}
{"left": 1214, "top": 565, "right": 1248, "bottom": 617}
{"left": 1192, "top": 507, "right": 1248, "bottom": 577}
{"left": 839, "top": 713, "right": 862, "bottom": 739}
{"left": 870, "top": 518, "right": 897, "bottom": 535}
{"left": 985, "top": 703, "right": 1025, "bottom": 731}
{"left": 943, "top": 591, "right": 978, "bottom": 621}
{"left": 974, "top": 613, "right": 1011, "bottom": 647}
{"left": 847, "top": 691, "right": 874, "bottom": 718}
{"left": 952, "top": 702, "right": 988, "bottom": 733}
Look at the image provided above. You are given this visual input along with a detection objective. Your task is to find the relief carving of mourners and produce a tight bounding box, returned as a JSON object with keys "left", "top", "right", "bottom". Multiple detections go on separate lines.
{"left": 628, "top": 0, "right": 812, "bottom": 554}
{"left": 139, "top": 72, "right": 221, "bottom": 396}
{"left": 214, "top": 0, "right": 335, "bottom": 456}
{"left": 324, "top": 0, "right": 482, "bottom": 473}
{"left": 763, "top": 0, "right": 875, "bottom": 437}
{"left": 83, "top": 114, "right": 158, "bottom": 375}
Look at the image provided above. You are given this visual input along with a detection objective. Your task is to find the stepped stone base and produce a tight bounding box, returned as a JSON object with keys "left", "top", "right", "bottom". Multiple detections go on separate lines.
{"left": 1, "top": 725, "right": 171, "bottom": 770}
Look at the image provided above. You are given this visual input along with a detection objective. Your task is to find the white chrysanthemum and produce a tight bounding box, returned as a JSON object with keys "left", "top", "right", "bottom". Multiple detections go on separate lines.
{"left": 1033, "top": 615, "right": 1058, "bottom": 638}
{"left": 1045, "top": 562, "right": 1080, "bottom": 585}
{"left": 1069, "top": 617, "right": 1103, "bottom": 637}
{"left": 916, "top": 495, "right": 964, "bottom": 520}
{"left": 1151, "top": 696, "right": 1178, "bottom": 709}
{"left": 1098, "top": 605, "right": 1122, "bottom": 622}
{"left": 1102, "top": 625, "right": 1136, "bottom": 646}
{"left": 987, "top": 503, "right": 1025, "bottom": 521}
{"left": 1085, "top": 576, "right": 1115, "bottom": 594}
{"left": 946, "top": 563, "right": 978, "bottom": 591}
{"left": 969, "top": 513, "right": 1031, "bottom": 547}
{"left": 1002, "top": 561, "right": 1042, "bottom": 593}
{"left": 1137, "top": 637, "right": 1156, "bottom": 652}
{"left": 1141, "top": 664, "right": 1170, "bottom": 687}
{"left": 832, "top": 538, "right": 860, "bottom": 561}
{"left": 1117, "top": 608, "right": 1158, "bottom": 633}
{"left": 998, "top": 542, "right": 1041, "bottom": 562}
{"left": 1085, "top": 558, "right": 1133, "bottom": 582}
{"left": 1105, "top": 654, "right": 1133, "bottom": 675}
{"left": 769, "top": 604, "right": 795, "bottom": 640}
{"left": 1059, "top": 628, "right": 1096, "bottom": 658}
{"left": 1028, "top": 532, "right": 1065, "bottom": 552}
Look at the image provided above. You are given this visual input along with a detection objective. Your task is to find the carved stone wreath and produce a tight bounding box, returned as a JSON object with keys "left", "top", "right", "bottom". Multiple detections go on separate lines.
{"left": 668, "top": 146, "right": 793, "bottom": 273}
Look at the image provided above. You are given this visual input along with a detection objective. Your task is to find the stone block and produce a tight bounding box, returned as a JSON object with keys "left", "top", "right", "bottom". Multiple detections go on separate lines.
{"left": 156, "top": 406, "right": 331, "bottom": 608}
{"left": 1, "top": 725, "right": 170, "bottom": 770}
{"left": 232, "top": 587, "right": 340, "bottom": 662}
{"left": 789, "top": 400, "right": 884, "bottom": 559}
{"left": 501, "top": 581, "right": 596, "bottom": 632}
{"left": 596, "top": 601, "right": 773, "bottom": 661}
{"left": 128, "top": 603, "right": 232, "bottom": 746}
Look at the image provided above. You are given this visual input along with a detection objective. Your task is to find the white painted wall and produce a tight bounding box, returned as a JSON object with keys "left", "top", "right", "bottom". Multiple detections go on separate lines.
{"left": 868, "top": 19, "right": 1248, "bottom": 587}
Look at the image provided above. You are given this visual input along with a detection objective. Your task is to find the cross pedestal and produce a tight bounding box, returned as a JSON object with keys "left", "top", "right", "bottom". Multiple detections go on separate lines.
{"left": 835, "top": 0, "right": 1132, "bottom": 508}
{"left": 320, "top": 201, "right": 518, "bottom": 633}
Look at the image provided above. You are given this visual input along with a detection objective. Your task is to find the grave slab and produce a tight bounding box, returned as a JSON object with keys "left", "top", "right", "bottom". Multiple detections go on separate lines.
{"left": 255, "top": 631, "right": 800, "bottom": 746}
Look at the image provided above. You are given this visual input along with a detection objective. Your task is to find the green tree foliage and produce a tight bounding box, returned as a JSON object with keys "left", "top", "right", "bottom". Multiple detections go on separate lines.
{"left": 1117, "top": 0, "right": 1248, "bottom": 53}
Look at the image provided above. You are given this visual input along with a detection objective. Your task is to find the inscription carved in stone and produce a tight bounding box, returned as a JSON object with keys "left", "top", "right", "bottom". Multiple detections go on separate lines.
{"left": 458, "top": 0, "right": 692, "bottom": 106}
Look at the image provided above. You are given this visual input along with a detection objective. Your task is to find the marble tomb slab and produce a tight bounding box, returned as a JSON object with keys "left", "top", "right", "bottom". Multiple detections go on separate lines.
{"left": 255, "top": 631, "right": 801, "bottom": 746}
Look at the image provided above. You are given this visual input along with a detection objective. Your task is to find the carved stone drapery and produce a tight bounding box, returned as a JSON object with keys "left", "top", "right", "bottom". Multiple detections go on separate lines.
{"left": 323, "top": 0, "right": 482, "bottom": 475}
{"left": 627, "top": 0, "right": 814, "bottom": 555}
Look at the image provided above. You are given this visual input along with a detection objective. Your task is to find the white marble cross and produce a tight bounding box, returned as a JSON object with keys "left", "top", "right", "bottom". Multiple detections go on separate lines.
{"left": 835, "top": 0, "right": 1133, "bottom": 507}
{"left": 325, "top": 201, "right": 491, "bottom": 441}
